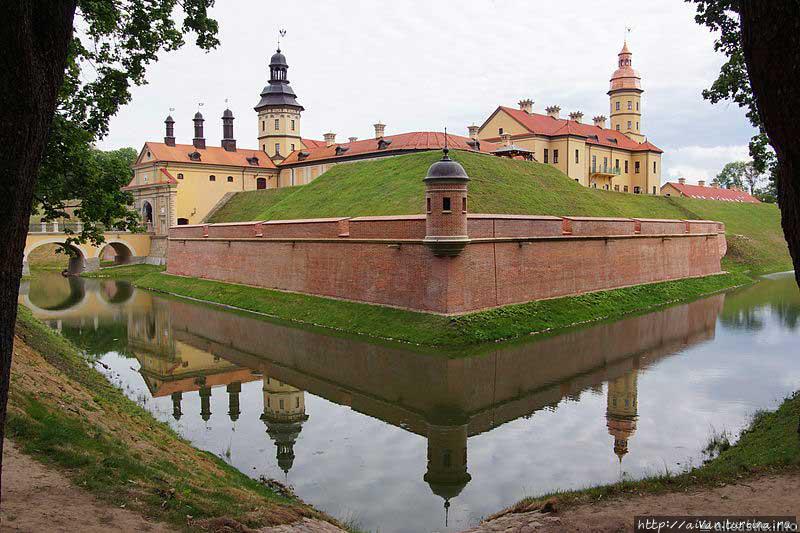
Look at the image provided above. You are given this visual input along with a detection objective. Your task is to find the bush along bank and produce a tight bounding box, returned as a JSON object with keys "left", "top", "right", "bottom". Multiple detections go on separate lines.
{"left": 6, "top": 305, "right": 342, "bottom": 531}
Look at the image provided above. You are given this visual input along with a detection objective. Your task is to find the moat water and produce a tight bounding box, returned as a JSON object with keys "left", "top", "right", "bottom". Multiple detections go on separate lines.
{"left": 19, "top": 272, "right": 800, "bottom": 533}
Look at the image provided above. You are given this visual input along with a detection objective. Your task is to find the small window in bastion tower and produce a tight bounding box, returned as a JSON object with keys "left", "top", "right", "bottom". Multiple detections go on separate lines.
{"left": 426, "top": 197, "right": 431, "bottom": 213}
{"left": 442, "top": 197, "right": 451, "bottom": 212}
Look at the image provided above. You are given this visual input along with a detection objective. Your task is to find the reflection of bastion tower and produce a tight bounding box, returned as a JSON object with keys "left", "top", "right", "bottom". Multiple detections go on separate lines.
{"left": 606, "top": 368, "right": 639, "bottom": 462}
{"left": 423, "top": 146, "right": 470, "bottom": 257}
{"left": 423, "top": 409, "right": 472, "bottom": 524}
{"left": 260, "top": 376, "right": 309, "bottom": 475}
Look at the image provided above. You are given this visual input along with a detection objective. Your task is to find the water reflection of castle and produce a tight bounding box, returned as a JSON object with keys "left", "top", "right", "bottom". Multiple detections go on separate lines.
{"left": 123, "top": 291, "right": 723, "bottom": 514}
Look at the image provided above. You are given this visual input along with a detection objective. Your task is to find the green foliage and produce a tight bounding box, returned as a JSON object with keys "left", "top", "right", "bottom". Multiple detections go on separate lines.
{"left": 38, "top": 1, "right": 219, "bottom": 251}
{"left": 135, "top": 268, "right": 750, "bottom": 349}
{"left": 689, "top": 1, "right": 779, "bottom": 196}
{"left": 211, "top": 151, "right": 791, "bottom": 275}
{"left": 712, "top": 161, "right": 747, "bottom": 189}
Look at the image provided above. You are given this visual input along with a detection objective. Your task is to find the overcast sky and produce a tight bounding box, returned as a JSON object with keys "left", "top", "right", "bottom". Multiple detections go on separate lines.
{"left": 98, "top": 0, "right": 755, "bottom": 184}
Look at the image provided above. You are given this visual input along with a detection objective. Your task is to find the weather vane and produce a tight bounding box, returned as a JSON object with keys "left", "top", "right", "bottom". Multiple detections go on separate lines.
{"left": 625, "top": 26, "right": 632, "bottom": 41}
{"left": 169, "top": 107, "right": 175, "bottom": 112}
{"left": 443, "top": 127, "right": 449, "bottom": 158}
{"left": 278, "top": 28, "right": 286, "bottom": 50}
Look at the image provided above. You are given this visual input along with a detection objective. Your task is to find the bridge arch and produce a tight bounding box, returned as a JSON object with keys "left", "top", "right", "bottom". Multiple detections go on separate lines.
{"left": 95, "top": 240, "right": 137, "bottom": 265}
{"left": 23, "top": 239, "right": 91, "bottom": 275}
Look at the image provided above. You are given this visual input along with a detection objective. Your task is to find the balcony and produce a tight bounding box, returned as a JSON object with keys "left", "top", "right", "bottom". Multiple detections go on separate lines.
{"left": 590, "top": 164, "right": 621, "bottom": 179}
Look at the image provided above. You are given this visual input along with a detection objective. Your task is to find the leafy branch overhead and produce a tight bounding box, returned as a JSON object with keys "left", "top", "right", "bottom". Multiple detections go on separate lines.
{"left": 38, "top": 0, "right": 220, "bottom": 248}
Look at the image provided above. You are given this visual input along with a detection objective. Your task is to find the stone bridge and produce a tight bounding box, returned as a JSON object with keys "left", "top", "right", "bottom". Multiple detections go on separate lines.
{"left": 23, "top": 221, "right": 154, "bottom": 276}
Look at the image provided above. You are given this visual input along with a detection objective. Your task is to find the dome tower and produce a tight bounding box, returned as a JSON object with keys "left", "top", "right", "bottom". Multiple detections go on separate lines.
{"left": 608, "top": 41, "right": 645, "bottom": 143}
{"left": 255, "top": 46, "right": 304, "bottom": 160}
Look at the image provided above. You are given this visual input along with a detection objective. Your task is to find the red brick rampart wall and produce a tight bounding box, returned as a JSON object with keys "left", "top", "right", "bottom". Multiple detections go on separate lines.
{"left": 167, "top": 214, "right": 727, "bottom": 314}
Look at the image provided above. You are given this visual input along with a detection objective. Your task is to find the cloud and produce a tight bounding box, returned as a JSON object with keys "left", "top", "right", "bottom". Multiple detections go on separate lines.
{"left": 663, "top": 145, "right": 750, "bottom": 184}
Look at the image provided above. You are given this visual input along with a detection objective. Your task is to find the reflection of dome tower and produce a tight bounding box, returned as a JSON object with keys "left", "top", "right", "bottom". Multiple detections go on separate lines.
{"left": 227, "top": 382, "right": 242, "bottom": 422}
{"left": 171, "top": 391, "right": 183, "bottom": 420}
{"left": 423, "top": 409, "right": 472, "bottom": 526}
{"left": 606, "top": 370, "right": 639, "bottom": 462}
{"left": 199, "top": 385, "right": 212, "bottom": 422}
{"left": 260, "top": 377, "right": 308, "bottom": 475}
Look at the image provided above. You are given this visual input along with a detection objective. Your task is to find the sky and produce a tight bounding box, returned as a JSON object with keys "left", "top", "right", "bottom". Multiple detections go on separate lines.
{"left": 97, "top": 0, "right": 756, "bottom": 185}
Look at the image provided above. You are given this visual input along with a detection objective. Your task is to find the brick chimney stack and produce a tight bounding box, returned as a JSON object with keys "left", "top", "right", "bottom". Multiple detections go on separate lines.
{"left": 192, "top": 111, "right": 206, "bottom": 149}
{"left": 518, "top": 99, "right": 534, "bottom": 114}
{"left": 678, "top": 177, "right": 686, "bottom": 185}
{"left": 164, "top": 115, "right": 176, "bottom": 147}
{"left": 467, "top": 124, "right": 479, "bottom": 139}
{"left": 500, "top": 133, "right": 512, "bottom": 146}
{"left": 698, "top": 180, "right": 706, "bottom": 187}
{"left": 593, "top": 115, "right": 607, "bottom": 128}
{"left": 569, "top": 111, "right": 584, "bottom": 123}
{"left": 324, "top": 132, "right": 336, "bottom": 147}
{"left": 545, "top": 105, "right": 561, "bottom": 119}
{"left": 374, "top": 122, "right": 385, "bottom": 139}
{"left": 423, "top": 147, "right": 470, "bottom": 257}
{"left": 348, "top": 136, "right": 358, "bottom": 143}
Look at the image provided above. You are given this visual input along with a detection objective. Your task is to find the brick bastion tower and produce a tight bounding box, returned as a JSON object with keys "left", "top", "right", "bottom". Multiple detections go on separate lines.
{"left": 423, "top": 146, "right": 470, "bottom": 257}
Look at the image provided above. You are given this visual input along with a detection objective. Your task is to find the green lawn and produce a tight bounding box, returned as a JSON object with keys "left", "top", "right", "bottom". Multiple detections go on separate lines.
{"left": 208, "top": 150, "right": 791, "bottom": 275}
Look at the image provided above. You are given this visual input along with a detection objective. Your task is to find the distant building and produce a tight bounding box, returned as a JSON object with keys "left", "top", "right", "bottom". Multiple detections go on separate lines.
{"left": 476, "top": 41, "right": 663, "bottom": 195}
{"left": 661, "top": 177, "right": 760, "bottom": 203}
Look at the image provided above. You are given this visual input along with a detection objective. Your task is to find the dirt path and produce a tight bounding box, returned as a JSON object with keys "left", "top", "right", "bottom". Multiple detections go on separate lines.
{"left": 0, "top": 440, "right": 174, "bottom": 532}
{"left": 462, "top": 472, "right": 800, "bottom": 532}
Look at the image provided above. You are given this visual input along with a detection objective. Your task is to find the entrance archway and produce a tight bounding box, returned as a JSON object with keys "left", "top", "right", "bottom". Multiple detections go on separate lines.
{"left": 142, "top": 200, "right": 154, "bottom": 228}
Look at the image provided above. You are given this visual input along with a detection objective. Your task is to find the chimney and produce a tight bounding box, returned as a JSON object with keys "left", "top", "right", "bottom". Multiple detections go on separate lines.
{"left": 221, "top": 108, "right": 236, "bottom": 152}
{"left": 467, "top": 124, "right": 479, "bottom": 139}
{"left": 192, "top": 111, "right": 206, "bottom": 150}
{"left": 678, "top": 177, "right": 686, "bottom": 185}
{"left": 698, "top": 180, "right": 706, "bottom": 187}
{"left": 348, "top": 136, "right": 358, "bottom": 143}
{"left": 545, "top": 105, "right": 561, "bottom": 119}
{"left": 518, "top": 98, "right": 534, "bottom": 114}
{"left": 592, "top": 115, "right": 607, "bottom": 128}
{"left": 373, "top": 122, "right": 385, "bottom": 139}
{"left": 164, "top": 115, "right": 175, "bottom": 147}
{"left": 324, "top": 132, "right": 336, "bottom": 147}
{"left": 500, "top": 133, "right": 512, "bottom": 146}
{"left": 568, "top": 111, "right": 584, "bottom": 123}
{"left": 712, "top": 182, "right": 720, "bottom": 189}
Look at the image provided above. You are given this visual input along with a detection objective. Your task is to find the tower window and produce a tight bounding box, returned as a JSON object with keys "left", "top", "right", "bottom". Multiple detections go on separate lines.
{"left": 627, "top": 101, "right": 632, "bottom": 110}
{"left": 616, "top": 101, "right": 620, "bottom": 111}
{"left": 209, "top": 175, "right": 216, "bottom": 181}
{"left": 291, "top": 143, "right": 295, "bottom": 152}
{"left": 442, "top": 197, "right": 451, "bottom": 212}
{"left": 616, "top": 124, "right": 620, "bottom": 131}
{"left": 177, "top": 173, "right": 184, "bottom": 180}
{"left": 227, "top": 175, "right": 233, "bottom": 182}
{"left": 653, "top": 186, "right": 657, "bottom": 195}
{"left": 553, "top": 149, "right": 559, "bottom": 164}
{"left": 274, "top": 143, "right": 280, "bottom": 155}
{"left": 261, "top": 120, "right": 265, "bottom": 130}
{"left": 274, "top": 118, "right": 279, "bottom": 130}
{"left": 291, "top": 119, "right": 295, "bottom": 131}
{"left": 635, "top": 162, "right": 641, "bottom": 174}
{"left": 543, "top": 149, "right": 549, "bottom": 163}
{"left": 627, "top": 120, "right": 632, "bottom": 129}
{"left": 653, "top": 161, "right": 657, "bottom": 173}
{"left": 575, "top": 149, "right": 579, "bottom": 164}
{"left": 637, "top": 121, "right": 640, "bottom": 130}
{"left": 462, "top": 197, "right": 467, "bottom": 213}
{"left": 426, "top": 197, "right": 431, "bottom": 213}
{"left": 636, "top": 102, "right": 640, "bottom": 111}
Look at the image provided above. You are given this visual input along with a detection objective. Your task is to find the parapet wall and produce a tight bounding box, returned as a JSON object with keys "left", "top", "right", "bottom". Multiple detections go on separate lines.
{"left": 167, "top": 214, "right": 727, "bottom": 314}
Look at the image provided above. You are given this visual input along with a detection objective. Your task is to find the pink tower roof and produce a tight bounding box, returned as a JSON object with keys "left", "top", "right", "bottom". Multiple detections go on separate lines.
{"left": 609, "top": 40, "right": 641, "bottom": 92}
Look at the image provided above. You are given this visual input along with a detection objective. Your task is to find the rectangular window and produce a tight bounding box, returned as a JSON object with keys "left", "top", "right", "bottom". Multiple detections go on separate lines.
{"left": 603, "top": 157, "right": 608, "bottom": 168}
{"left": 209, "top": 175, "right": 216, "bottom": 181}
{"left": 636, "top": 102, "right": 640, "bottom": 111}
{"left": 653, "top": 161, "right": 657, "bottom": 173}
{"left": 279, "top": 399, "right": 284, "bottom": 410}
{"left": 553, "top": 149, "right": 559, "bottom": 164}
{"left": 635, "top": 161, "right": 641, "bottom": 174}
{"left": 275, "top": 143, "right": 280, "bottom": 155}
{"left": 261, "top": 120, "right": 265, "bottom": 130}
{"left": 627, "top": 120, "right": 632, "bottom": 129}
{"left": 575, "top": 149, "right": 579, "bottom": 164}
{"left": 291, "top": 119, "right": 295, "bottom": 131}
{"left": 614, "top": 185, "right": 620, "bottom": 191}
{"left": 653, "top": 186, "right": 657, "bottom": 195}
{"left": 543, "top": 149, "right": 549, "bottom": 163}
{"left": 627, "top": 100, "right": 632, "bottom": 110}
{"left": 616, "top": 101, "right": 620, "bottom": 111}
{"left": 426, "top": 197, "right": 431, "bottom": 213}
{"left": 274, "top": 118, "right": 280, "bottom": 130}
{"left": 291, "top": 143, "right": 295, "bottom": 152}
{"left": 295, "top": 397, "right": 300, "bottom": 408}
{"left": 616, "top": 124, "right": 620, "bottom": 131}
{"left": 442, "top": 197, "right": 451, "bottom": 212}
{"left": 624, "top": 160, "right": 629, "bottom": 173}
{"left": 615, "top": 158, "right": 619, "bottom": 170}
{"left": 462, "top": 197, "right": 467, "bottom": 213}
{"left": 624, "top": 185, "right": 629, "bottom": 192}
{"left": 498, "top": 127, "right": 504, "bottom": 135}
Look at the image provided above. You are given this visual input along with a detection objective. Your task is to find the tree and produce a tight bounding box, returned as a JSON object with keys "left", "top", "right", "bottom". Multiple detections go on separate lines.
{"left": 690, "top": 0, "right": 800, "bottom": 286}
{"left": 713, "top": 161, "right": 747, "bottom": 189}
{"left": 0, "top": 1, "right": 218, "bottom": 493}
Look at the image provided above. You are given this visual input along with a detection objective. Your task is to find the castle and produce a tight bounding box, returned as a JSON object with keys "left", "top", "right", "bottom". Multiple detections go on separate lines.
{"left": 126, "top": 40, "right": 663, "bottom": 235}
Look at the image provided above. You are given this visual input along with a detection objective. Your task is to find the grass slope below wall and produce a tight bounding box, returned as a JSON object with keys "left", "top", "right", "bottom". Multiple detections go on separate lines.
{"left": 209, "top": 151, "right": 791, "bottom": 275}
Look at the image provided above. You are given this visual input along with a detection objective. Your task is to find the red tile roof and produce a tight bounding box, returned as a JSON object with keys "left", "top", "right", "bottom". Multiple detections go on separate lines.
{"left": 278, "top": 132, "right": 501, "bottom": 165}
{"left": 486, "top": 106, "right": 662, "bottom": 153}
{"left": 663, "top": 182, "right": 760, "bottom": 203}
{"left": 135, "top": 142, "right": 277, "bottom": 169}
{"left": 301, "top": 138, "right": 327, "bottom": 149}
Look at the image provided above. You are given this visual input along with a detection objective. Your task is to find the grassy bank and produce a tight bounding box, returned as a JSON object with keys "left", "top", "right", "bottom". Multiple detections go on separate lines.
{"left": 6, "top": 305, "right": 338, "bottom": 530}
{"left": 208, "top": 151, "right": 792, "bottom": 275}
{"left": 501, "top": 390, "right": 800, "bottom": 515}
{"left": 82, "top": 263, "right": 164, "bottom": 281}
{"left": 133, "top": 268, "right": 751, "bottom": 349}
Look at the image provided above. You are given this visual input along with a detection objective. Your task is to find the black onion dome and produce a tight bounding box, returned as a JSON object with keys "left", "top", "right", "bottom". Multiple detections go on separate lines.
{"left": 222, "top": 108, "right": 234, "bottom": 118}
{"left": 193, "top": 111, "right": 204, "bottom": 120}
{"left": 165, "top": 115, "right": 175, "bottom": 123}
{"left": 270, "top": 49, "right": 288, "bottom": 67}
{"left": 424, "top": 150, "right": 469, "bottom": 182}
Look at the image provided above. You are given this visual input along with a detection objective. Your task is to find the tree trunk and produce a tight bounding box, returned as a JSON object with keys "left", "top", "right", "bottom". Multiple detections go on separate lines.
{"left": 740, "top": 0, "right": 800, "bottom": 286}
{"left": 0, "top": 1, "right": 76, "bottom": 497}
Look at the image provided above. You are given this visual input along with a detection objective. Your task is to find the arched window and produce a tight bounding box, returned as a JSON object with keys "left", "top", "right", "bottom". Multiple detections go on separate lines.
{"left": 177, "top": 173, "right": 184, "bottom": 180}
{"left": 209, "top": 175, "right": 216, "bottom": 182}
{"left": 227, "top": 176, "right": 233, "bottom": 182}
{"left": 142, "top": 201, "right": 153, "bottom": 224}
{"left": 256, "top": 177, "right": 267, "bottom": 190}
